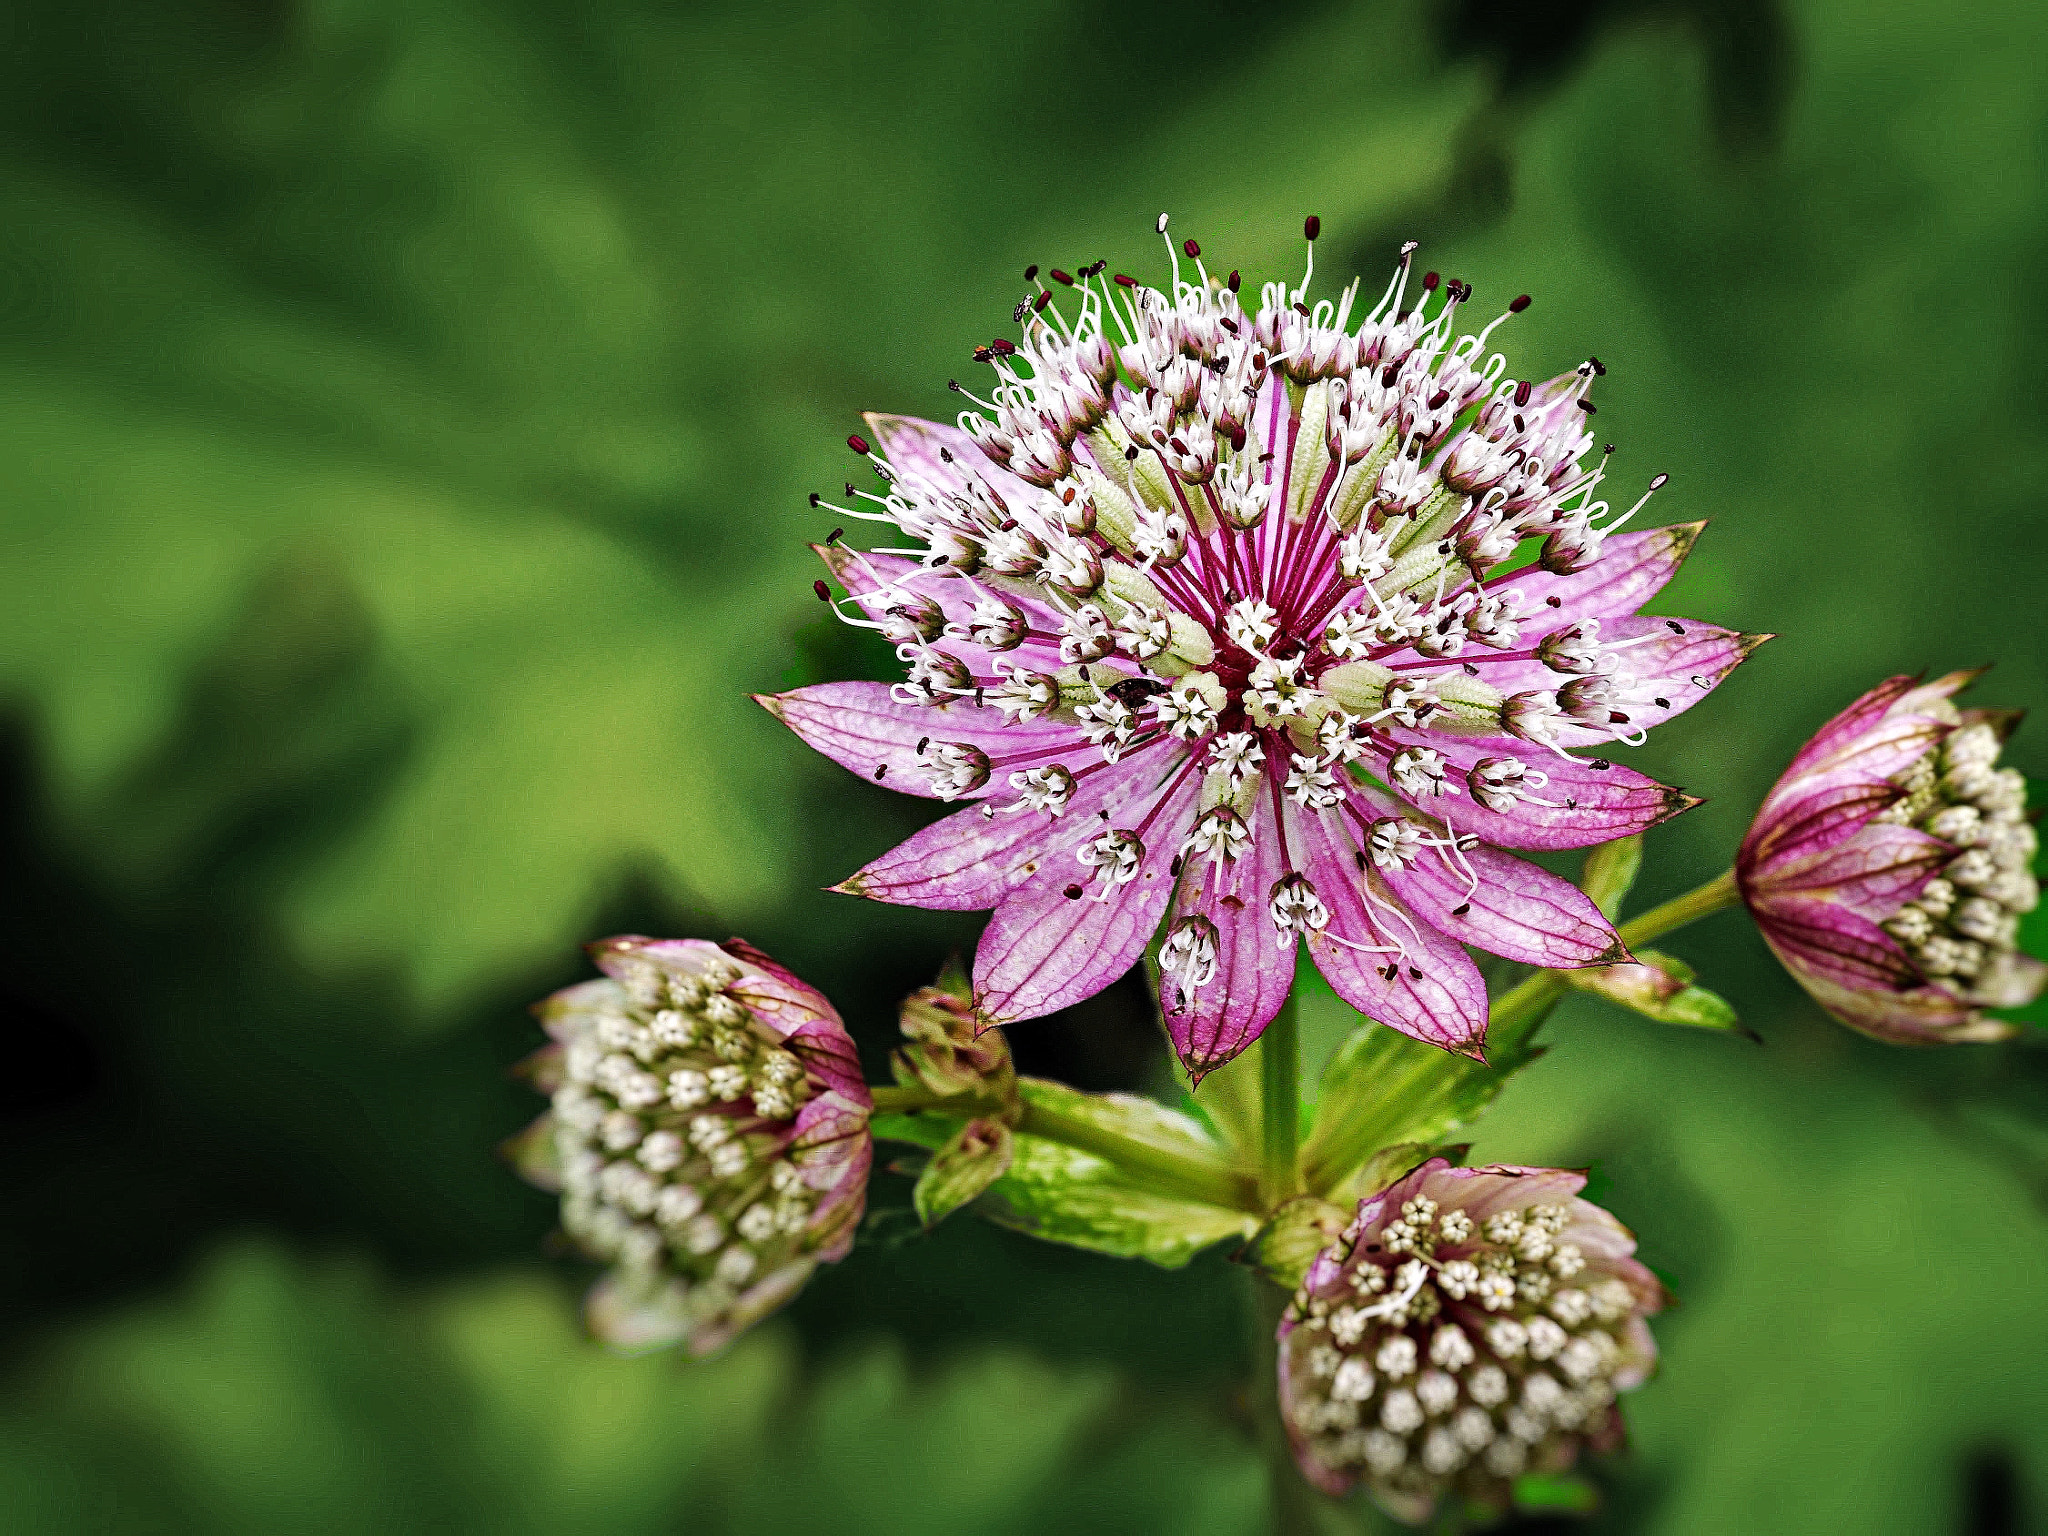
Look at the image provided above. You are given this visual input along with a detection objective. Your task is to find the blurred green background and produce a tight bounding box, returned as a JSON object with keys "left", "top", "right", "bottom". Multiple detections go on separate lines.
{"left": 1, "top": 0, "right": 2045, "bottom": 1530}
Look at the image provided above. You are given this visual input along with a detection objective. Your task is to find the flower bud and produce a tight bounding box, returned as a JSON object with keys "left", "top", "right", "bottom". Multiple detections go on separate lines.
{"left": 514, "top": 936, "right": 872, "bottom": 1355}
{"left": 1737, "top": 671, "right": 2042, "bottom": 1043}
{"left": 1278, "top": 1159, "right": 1664, "bottom": 1523}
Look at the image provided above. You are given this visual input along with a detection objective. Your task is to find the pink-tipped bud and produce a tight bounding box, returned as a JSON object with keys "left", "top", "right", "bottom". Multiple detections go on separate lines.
{"left": 1737, "top": 671, "right": 2041, "bottom": 1043}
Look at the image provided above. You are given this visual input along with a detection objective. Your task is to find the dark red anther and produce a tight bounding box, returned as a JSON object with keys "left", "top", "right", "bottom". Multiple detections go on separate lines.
{"left": 991, "top": 337, "right": 1017, "bottom": 356}
{"left": 1666, "top": 620, "right": 1685, "bottom": 634}
{"left": 1113, "top": 273, "right": 1137, "bottom": 288}
{"left": 1452, "top": 902, "right": 1471, "bottom": 917}
{"left": 1124, "top": 446, "right": 1140, "bottom": 461}
{"left": 1228, "top": 270, "right": 1241, "bottom": 292}
{"left": 1546, "top": 595, "right": 1562, "bottom": 608}
{"left": 844, "top": 482, "right": 858, "bottom": 498}
{"left": 1382, "top": 364, "right": 1401, "bottom": 389}
{"left": 1034, "top": 290, "right": 1051, "bottom": 312}
{"left": 827, "top": 526, "right": 844, "bottom": 543}
{"left": 1513, "top": 379, "right": 1532, "bottom": 407}
{"left": 808, "top": 492, "right": 822, "bottom": 507}
{"left": 1063, "top": 883, "right": 1084, "bottom": 900}
{"left": 1422, "top": 271, "right": 1440, "bottom": 291}
{"left": 1304, "top": 214, "right": 1321, "bottom": 241}
{"left": 813, "top": 580, "right": 831, "bottom": 602}
{"left": 1024, "top": 264, "right": 1039, "bottom": 281}
{"left": 874, "top": 763, "right": 888, "bottom": 780}
{"left": 1649, "top": 472, "right": 1669, "bottom": 491}
{"left": 1509, "top": 293, "right": 1531, "bottom": 313}
{"left": 1589, "top": 355, "right": 1607, "bottom": 375}
{"left": 1183, "top": 238, "right": 1201, "bottom": 258}
{"left": 847, "top": 433, "right": 871, "bottom": 456}
{"left": 1428, "top": 389, "right": 1450, "bottom": 411}
{"left": 916, "top": 737, "right": 929, "bottom": 754}
{"left": 1578, "top": 400, "right": 1596, "bottom": 414}
{"left": 1230, "top": 425, "right": 1248, "bottom": 452}
{"left": 1051, "top": 268, "right": 1074, "bottom": 286}
{"left": 971, "top": 346, "right": 992, "bottom": 363}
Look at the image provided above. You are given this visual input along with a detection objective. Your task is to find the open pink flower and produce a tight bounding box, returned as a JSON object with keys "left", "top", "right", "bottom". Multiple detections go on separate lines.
{"left": 1277, "top": 1158, "right": 1665, "bottom": 1523}
{"left": 514, "top": 936, "right": 872, "bottom": 1355}
{"left": 1738, "top": 671, "right": 2042, "bottom": 1043}
{"left": 765, "top": 226, "right": 1755, "bottom": 1076}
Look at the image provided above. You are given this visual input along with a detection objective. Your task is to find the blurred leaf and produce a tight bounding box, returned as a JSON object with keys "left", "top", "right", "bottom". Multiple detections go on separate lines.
{"left": 0, "top": 1241, "right": 1273, "bottom": 1536}
{"left": 1512, "top": 1471, "right": 1603, "bottom": 1516}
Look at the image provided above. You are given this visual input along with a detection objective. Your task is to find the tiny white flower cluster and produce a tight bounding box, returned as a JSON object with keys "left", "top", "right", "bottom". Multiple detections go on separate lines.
{"left": 1878, "top": 721, "right": 2039, "bottom": 991}
{"left": 1285, "top": 1184, "right": 1654, "bottom": 1514}
{"left": 550, "top": 954, "right": 819, "bottom": 1326}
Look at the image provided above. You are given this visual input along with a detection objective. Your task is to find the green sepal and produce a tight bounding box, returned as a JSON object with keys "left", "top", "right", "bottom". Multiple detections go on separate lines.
{"left": 1579, "top": 834, "right": 1644, "bottom": 921}
{"left": 1299, "top": 1022, "right": 1541, "bottom": 1198}
{"left": 1568, "top": 950, "right": 1755, "bottom": 1038}
{"left": 912, "top": 1116, "right": 1015, "bottom": 1227}
{"left": 1237, "top": 1195, "right": 1350, "bottom": 1290}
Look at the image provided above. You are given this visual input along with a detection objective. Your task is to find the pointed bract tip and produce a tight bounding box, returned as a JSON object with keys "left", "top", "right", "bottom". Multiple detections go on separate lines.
{"left": 751, "top": 692, "right": 787, "bottom": 720}
{"left": 1595, "top": 940, "right": 1635, "bottom": 968}
{"left": 825, "top": 875, "right": 868, "bottom": 898}
{"left": 1656, "top": 789, "right": 1706, "bottom": 824}
{"left": 1737, "top": 632, "right": 1776, "bottom": 656}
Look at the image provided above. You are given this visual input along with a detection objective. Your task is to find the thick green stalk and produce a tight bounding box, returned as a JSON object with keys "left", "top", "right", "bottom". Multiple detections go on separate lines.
{"left": 1260, "top": 993, "right": 1302, "bottom": 1207}
{"left": 1617, "top": 866, "right": 1742, "bottom": 951}
{"left": 870, "top": 1082, "right": 1260, "bottom": 1213}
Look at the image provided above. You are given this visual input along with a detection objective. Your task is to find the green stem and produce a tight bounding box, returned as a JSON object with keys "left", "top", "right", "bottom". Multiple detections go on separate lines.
{"left": 1260, "top": 993, "right": 1302, "bottom": 1207}
{"left": 1616, "top": 865, "right": 1741, "bottom": 951}
{"left": 1249, "top": 1272, "right": 1324, "bottom": 1536}
{"left": 870, "top": 1081, "right": 1260, "bottom": 1213}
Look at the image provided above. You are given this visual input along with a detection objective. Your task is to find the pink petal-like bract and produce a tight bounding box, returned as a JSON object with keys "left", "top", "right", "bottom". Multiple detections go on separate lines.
{"left": 1277, "top": 1157, "right": 1666, "bottom": 1520}
{"left": 1737, "top": 672, "right": 2041, "bottom": 1044}
{"left": 519, "top": 936, "right": 872, "bottom": 1356}
{"left": 771, "top": 237, "right": 1751, "bottom": 1074}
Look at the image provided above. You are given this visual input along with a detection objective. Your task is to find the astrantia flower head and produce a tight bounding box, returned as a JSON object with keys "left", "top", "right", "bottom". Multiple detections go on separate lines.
{"left": 1277, "top": 1158, "right": 1664, "bottom": 1523}
{"left": 514, "top": 936, "right": 872, "bottom": 1355}
{"left": 765, "top": 218, "right": 1760, "bottom": 1076}
{"left": 1738, "top": 671, "right": 2043, "bottom": 1043}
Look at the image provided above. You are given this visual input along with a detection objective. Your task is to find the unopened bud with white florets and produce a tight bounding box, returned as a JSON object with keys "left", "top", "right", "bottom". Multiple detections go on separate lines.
{"left": 1277, "top": 1158, "right": 1665, "bottom": 1525}
{"left": 509, "top": 936, "right": 872, "bottom": 1356}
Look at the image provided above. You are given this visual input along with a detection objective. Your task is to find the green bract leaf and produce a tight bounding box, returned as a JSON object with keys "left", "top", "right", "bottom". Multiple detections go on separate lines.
{"left": 974, "top": 1136, "right": 1258, "bottom": 1271}
{"left": 913, "top": 1117, "right": 1015, "bottom": 1228}
{"left": 1568, "top": 950, "right": 1755, "bottom": 1038}
{"left": 1237, "top": 1195, "right": 1349, "bottom": 1291}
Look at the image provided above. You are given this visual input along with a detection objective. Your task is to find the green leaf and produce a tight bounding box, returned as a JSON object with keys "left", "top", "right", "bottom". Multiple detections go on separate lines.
{"left": 912, "top": 1117, "right": 1015, "bottom": 1228}
{"left": 1580, "top": 835, "right": 1645, "bottom": 922}
{"left": 1568, "top": 950, "right": 1755, "bottom": 1038}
